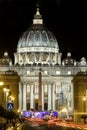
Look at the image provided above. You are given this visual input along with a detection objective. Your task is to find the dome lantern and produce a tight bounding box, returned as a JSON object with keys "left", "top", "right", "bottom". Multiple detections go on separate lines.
{"left": 33, "top": 7, "right": 43, "bottom": 25}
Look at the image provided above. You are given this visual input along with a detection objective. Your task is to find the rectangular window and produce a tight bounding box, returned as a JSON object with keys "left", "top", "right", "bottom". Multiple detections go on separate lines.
{"left": 69, "top": 101, "right": 71, "bottom": 107}
{"left": 44, "top": 84, "right": 48, "bottom": 93}
{"left": 27, "top": 71, "right": 30, "bottom": 75}
{"left": 68, "top": 71, "right": 71, "bottom": 75}
{"left": 44, "top": 71, "right": 47, "bottom": 75}
{"left": 56, "top": 70, "right": 61, "bottom": 75}
{"left": 34, "top": 85, "right": 38, "bottom": 94}
{"left": 26, "top": 85, "right": 30, "bottom": 98}
{"left": 68, "top": 85, "right": 71, "bottom": 92}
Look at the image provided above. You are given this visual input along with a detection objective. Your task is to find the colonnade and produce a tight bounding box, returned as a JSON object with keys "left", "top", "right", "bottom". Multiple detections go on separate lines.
{"left": 18, "top": 82, "right": 56, "bottom": 111}
{"left": 18, "top": 81, "right": 73, "bottom": 112}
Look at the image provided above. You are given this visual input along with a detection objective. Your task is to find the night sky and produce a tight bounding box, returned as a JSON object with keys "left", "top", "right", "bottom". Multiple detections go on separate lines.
{"left": 0, "top": 0, "right": 87, "bottom": 61}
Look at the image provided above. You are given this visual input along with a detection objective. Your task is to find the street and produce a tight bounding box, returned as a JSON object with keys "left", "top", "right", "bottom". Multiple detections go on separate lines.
{"left": 6, "top": 121, "right": 87, "bottom": 130}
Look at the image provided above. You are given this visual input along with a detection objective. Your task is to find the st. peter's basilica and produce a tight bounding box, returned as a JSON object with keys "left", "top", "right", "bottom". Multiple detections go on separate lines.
{"left": 0, "top": 6, "right": 87, "bottom": 122}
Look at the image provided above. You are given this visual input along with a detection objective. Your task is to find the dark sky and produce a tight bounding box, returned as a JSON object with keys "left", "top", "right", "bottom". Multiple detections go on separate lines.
{"left": 0, "top": 0, "right": 87, "bottom": 61}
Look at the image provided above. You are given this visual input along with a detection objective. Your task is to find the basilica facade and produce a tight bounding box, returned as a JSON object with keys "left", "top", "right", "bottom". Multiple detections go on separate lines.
{"left": 0, "top": 7, "right": 87, "bottom": 115}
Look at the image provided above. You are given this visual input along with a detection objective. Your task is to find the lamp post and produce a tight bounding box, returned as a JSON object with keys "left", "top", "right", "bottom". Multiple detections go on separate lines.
{"left": 82, "top": 95, "right": 86, "bottom": 124}
{"left": 83, "top": 95, "right": 86, "bottom": 113}
{"left": 0, "top": 82, "right": 4, "bottom": 105}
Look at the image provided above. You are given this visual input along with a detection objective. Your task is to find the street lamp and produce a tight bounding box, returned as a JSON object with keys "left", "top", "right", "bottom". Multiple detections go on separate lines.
{"left": 0, "top": 82, "right": 4, "bottom": 105}
{"left": 9, "top": 95, "right": 15, "bottom": 102}
{"left": 61, "top": 107, "right": 68, "bottom": 118}
{"left": 82, "top": 95, "right": 87, "bottom": 124}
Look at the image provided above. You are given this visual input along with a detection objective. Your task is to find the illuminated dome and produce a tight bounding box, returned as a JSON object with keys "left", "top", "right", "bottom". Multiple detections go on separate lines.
{"left": 14, "top": 8, "right": 62, "bottom": 65}
{"left": 17, "top": 8, "right": 59, "bottom": 53}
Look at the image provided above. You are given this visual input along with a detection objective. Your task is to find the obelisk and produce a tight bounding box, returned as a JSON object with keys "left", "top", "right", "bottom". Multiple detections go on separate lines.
{"left": 38, "top": 68, "right": 42, "bottom": 111}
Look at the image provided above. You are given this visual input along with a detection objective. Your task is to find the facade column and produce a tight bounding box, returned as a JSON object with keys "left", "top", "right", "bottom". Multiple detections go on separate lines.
{"left": 86, "top": 86, "right": 87, "bottom": 113}
{"left": 58, "top": 53, "right": 62, "bottom": 65}
{"left": 26, "top": 53, "right": 28, "bottom": 64}
{"left": 23, "top": 83, "right": 26, "bottom": 110}
{"left": 18, "top": 53, "right": 20, "bottom": 64}
{"left": 55, "top": 53, "right": 57, "bottom": 64}
{"left": 18, "top": 82, "right": 22, "bottom": 111}
{"left": 31, "top": 53, "right": 34, "bottom": 63}
{"left": 48, "top": 52, "right": 51, "bottom": 64}
{"left": 71, "top": 83, "right": 73, "bottom": 111}
{"left": 48, "top": 83, "right": 51, "bottom": 110}
{"left": 67, "top": 83, "right": 72, "bottom": 112}
{"left": 14, "top": 53, "right": 18, "bottom": 64}
{"left": 41, "top": 53, "right": 43, "bottom": 63}
{"left": 30, "top": 83, "right": 34, "bottom": 109}
{"left": 42, "top": 84, "right": 44, "bottom": 111}
{"left": 24, "top": 53, "right": 27, "bottom": 65}
{"left": 52, "top": 83, "right": 55, "bottom": 110}
{"left": 24, "top": 53, "right": 29, "bottom": 64}
{"left": 51, "top": 83, "right": 53, "bottom": 110}
{"left": 19, "top": 53, "right": 22, "bottom": 64}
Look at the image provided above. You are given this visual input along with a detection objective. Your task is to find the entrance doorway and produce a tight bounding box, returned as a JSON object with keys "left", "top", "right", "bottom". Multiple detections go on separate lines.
{"left": 27, "top": 103, "right": 30, "bottom": 110}
{"left": 44, "top": 102, "right": 48, "bottom": 110}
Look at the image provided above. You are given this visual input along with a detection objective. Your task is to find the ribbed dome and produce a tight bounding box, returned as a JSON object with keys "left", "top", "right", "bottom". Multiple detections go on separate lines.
{"left": 17, "top": 8, "right": 59, "bottom": 53}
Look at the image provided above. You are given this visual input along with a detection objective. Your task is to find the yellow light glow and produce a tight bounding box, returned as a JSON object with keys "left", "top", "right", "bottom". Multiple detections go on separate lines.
{"left": 6, "top": 91, "right": 9, "bottom": 96}
{"left": 83, "top": 97, "right": 86, "bottom": 101}
{"left": 9, "top": 95, "right": 14, "bottom": 101}
{"left": 9, "top": 95, "right": 12, "bottom": 98}
{"left": 17, "top": 109, "right": 20, "bottom": 113}
{"left": 0, "top": 82, "right": 4, "bottom": 86}
{"left": 12, "top": 97, "right": 14, "bottom": 101}
{"left": 61, "top": 107, "right": 67, "bottom": 113}
{"left": 3, "top": 88, "right": 9, "bottom": 92}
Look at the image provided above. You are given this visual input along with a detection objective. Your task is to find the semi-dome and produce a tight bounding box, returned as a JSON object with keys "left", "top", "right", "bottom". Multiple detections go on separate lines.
{"left": 17, "top": 8, "right": 59, "bottom": 53}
